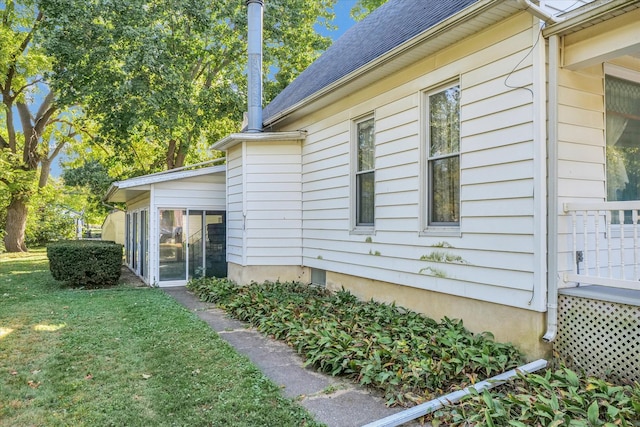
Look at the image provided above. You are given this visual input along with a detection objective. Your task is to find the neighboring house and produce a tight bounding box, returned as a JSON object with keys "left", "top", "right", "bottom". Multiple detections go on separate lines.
{"left": 101, "top": 210, "right": 126, "bottom": 245}
{"left": 105, "top": 163, "right": 227, "bottom": 286}
{"left": 212, "top": 0, "right": 640, "bottom": 367}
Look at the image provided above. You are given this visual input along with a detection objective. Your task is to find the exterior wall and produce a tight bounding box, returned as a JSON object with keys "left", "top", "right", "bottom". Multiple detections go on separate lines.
{"left": 326, "top": 271, "right": 551, "bottom": 360}
{"left": 227, "top": 262, "right": 308, "bottom": 285}
{"left": 101, "top": 210, "right": 125, "bottom": 245}
{"left": 555, "top": 8, "right": 640, "bottom": 284}
{"left": 230, "top": 140, "right": 303, "bottom": 267}
{"left": 153, "top": 175, "right": 226, "bottom": 209}
{"left": 284, "top": 13, "right": 546, "bottom": 312}
{"left": 226, "top": 145, "right": 244, "bottom": 266}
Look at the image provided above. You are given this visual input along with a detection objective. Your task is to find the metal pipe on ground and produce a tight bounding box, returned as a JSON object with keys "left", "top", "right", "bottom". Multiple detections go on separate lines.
{"left": 362, "top": 359, "right": 548, "bottom": 427}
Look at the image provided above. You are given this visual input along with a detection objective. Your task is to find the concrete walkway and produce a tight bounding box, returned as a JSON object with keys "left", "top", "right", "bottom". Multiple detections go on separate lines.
{"left": 162, "top": 286, "right": 419, "bottom": 427}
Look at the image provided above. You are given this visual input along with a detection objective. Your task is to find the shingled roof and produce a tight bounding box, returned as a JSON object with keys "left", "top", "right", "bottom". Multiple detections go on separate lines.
{"left": 262, "top": 0, "right": 478, "bottom": 124}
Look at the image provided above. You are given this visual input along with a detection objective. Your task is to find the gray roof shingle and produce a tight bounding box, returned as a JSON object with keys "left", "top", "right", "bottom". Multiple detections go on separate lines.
{"left": 262, "top": 0, "right": 479, "bottom": 124}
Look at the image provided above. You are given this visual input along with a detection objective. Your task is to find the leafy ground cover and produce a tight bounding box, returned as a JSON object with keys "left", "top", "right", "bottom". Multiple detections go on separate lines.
{"left": 0, "top": 250, "right": 322, "bottom": 427}
{"left": 430, "top": 367, "right": 640, "bottom": 426}
{"left": 187, "top": 277, "right": 640, "bottom": 424}
{"left": 187, "top": 277, "right": 523, "bottom": 407}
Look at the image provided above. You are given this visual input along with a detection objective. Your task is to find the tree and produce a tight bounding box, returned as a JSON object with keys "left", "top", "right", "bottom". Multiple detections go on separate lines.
{"left": 39, "top": 0, "right": 338, "bottom": 174}
{"left": 0, "top": 1, "right": 83, "bottom": 252}
{"left": 351, "top": 0, "right": 389, "bottom": 21}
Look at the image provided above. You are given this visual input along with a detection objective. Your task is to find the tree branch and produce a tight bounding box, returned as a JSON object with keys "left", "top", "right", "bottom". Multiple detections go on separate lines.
{"left": 5, "top": 11, "right": 44, "bottom": 96}
{"left": 12, "top": 78, "right": 44, "bottom": 100}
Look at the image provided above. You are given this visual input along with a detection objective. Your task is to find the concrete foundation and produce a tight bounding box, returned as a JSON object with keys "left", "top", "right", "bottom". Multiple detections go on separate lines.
{"left": 228, "top": 262, "right": 309, "bottom": 285}
{"left": 326, "top": 271, "right": 551, "bottom": 360}
{"left": 228, "top": 263, "right": 551, "bottom": 360}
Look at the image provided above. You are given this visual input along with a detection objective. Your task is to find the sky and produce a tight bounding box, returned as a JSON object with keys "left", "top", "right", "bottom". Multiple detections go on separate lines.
{"left": 321, "top": 0, "right": 358, "bottom": 39}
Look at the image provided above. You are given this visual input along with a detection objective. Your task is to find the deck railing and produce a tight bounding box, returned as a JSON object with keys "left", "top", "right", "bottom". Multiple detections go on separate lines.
{"left": 563, "top": 201, "right": 640, "bottom": 291}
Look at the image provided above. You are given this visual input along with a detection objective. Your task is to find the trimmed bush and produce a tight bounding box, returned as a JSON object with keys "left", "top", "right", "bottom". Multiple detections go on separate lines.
{"left": 47, "top": 240, "right": 123, "bottom": 287}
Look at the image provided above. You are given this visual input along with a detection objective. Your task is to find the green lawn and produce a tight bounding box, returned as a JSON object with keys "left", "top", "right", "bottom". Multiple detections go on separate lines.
{"left": 0, "top": 250, "right": 322, "bottom": 427}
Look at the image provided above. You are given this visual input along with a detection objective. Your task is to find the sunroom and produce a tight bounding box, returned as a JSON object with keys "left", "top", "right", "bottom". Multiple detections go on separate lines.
{"left": 104, "top": 162, "right": 227, "bottom": 287}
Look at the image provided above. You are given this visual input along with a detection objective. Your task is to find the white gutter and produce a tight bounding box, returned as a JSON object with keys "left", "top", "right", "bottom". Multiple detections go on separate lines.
{"left": 516, "top": 0, "right": 564, "bottom": 23}
{"left": 363, "top": 359, "right": 548, "bottom": 427}
{"left": 543, "top": 34, "right": 561, "bottom": 343}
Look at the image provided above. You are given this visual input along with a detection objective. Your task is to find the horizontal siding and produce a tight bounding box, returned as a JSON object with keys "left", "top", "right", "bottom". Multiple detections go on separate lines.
{"left": 244, "top": 141, "right": 302, "bottom": 265}
{"left": 226, "top": 146, "right": 243, "bottom": 265}
{"left": 154, "top": 179, "right": 226, "bottom": 209}
{"left": 289, "top": 15, "right": 541, "bottom": 310}
{"left": 555, "top": 67, "right": 606, "bottom": 275}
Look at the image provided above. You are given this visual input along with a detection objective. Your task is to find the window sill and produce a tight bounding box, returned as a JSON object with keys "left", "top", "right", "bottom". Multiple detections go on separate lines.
{"left": 350, "top": 227, "right": 375, "bottom": 236}
{"left": 420, "top": 227, "right": 461, "bottom": 238}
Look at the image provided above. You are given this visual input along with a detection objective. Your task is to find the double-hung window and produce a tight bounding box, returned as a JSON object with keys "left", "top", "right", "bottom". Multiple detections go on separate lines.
{"left": 426, "top": 83, "right": 460, "bottom": 227}
{"left": 355, "top": 116, "right": 375, "bottom": 228}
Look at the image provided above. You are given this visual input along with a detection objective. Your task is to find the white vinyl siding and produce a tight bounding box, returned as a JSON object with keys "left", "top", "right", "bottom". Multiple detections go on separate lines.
{"left": 241, "top": 141, "right": 303, "bottom": 266}
{"left": 555, "top": 67, "right": 606, "bottom": 278}
{"left": 154, "top": 176, "right": 226, "bottom": 209}
{"left": 294, "top": 13, "right": 543, "bottom": 311}
{"left": 226, "top": 146, "right": 244, "bottom": 265}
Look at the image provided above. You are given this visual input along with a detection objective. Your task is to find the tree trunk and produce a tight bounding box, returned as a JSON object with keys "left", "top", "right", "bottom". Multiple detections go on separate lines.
{"left": 39, "top": 159, "right": 51, "bottom": 188}
{"left": 3, "top": 195, "right": 28, "bottom": 252}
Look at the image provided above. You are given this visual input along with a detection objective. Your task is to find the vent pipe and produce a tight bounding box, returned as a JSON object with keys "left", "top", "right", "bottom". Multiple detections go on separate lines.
{"left": 246, "top": 0, "right": 264, "bottom": 132}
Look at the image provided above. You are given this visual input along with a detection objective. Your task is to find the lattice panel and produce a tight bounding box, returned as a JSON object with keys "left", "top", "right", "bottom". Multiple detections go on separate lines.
{"left": 555, "top": 294, "right": 639, "bottom": 384}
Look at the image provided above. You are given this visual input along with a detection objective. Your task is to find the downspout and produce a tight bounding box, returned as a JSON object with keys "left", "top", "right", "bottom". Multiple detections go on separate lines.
{"left": 246, "top": 0, "right": 263, "bottom": 132}
{"left": 543, "top": 34, "right": 561, "bottom": 342}
{"left": 516, "top": 1, "right": 563, "bottom": 343}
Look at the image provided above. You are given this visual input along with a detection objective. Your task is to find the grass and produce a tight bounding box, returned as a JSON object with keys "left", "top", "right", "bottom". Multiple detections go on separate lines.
{"left": 0, "top": 250, "right": 322, "bottom": 427}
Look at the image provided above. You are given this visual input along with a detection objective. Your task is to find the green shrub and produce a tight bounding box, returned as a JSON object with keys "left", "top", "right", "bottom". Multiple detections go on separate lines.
{"left": 47, "top": 240, "right": 123, "bottom": 287}
{"left": 186, "top": 278, "right": 523, "bottom": 406}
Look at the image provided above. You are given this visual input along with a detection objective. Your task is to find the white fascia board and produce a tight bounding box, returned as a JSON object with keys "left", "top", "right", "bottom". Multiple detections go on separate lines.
{"left": 211, "top": 130, "right": 307, "bottom": 151}
{"left": 113, "top": 165, "right": 226, "bottom": 190}
{"left": 104, "top": 164, "right": 226, "bottom": 202}
{"left": 543, "top": 0, "right": 640, "bottom": 37}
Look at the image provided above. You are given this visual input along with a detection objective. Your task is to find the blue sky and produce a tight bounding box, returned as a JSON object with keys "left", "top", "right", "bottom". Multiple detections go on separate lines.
{"left": 320, "top": 0, "right": 358, "bottom": 40}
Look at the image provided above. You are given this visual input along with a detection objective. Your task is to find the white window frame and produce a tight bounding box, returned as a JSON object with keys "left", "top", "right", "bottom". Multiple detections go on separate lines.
{"left": 420, "top": 81, "right": 461, "bottom": 237}
{"left": 351, "top": 113, "right": 376, "bottom": 234}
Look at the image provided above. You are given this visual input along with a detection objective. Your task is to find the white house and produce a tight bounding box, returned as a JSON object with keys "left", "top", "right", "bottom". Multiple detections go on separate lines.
{"left": 212, "top": 0, "right": 640, "bottom": 367}
{"left": 105, "top": 163, "right": 227, "bottom": 286}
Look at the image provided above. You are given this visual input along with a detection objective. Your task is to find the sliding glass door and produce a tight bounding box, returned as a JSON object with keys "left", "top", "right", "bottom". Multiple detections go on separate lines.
{"left": 158, "top": 209, "right": 226, "bottom": 283}
{"left": 158, "top": 209, "right": 186, "bottom": 282}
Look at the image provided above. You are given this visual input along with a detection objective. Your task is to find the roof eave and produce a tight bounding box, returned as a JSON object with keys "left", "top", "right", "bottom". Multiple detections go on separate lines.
{"left": 211, "top": 130, "right": 307, "bottom": 151}
{"left": 543, "top": 0, "right": 640, "bottom": 37}
{"left": 262, "top": 0, "right": 507, "bottom": 127}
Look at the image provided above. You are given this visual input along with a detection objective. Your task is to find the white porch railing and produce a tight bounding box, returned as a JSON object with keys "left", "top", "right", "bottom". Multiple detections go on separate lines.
{"left": 563, "top": 201, "right": 640, "bottom": 291}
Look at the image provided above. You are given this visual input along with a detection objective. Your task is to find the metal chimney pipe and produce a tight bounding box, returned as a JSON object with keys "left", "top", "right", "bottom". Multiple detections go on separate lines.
{"left": 246, "top": 0, "right": 263, "bottom": 132}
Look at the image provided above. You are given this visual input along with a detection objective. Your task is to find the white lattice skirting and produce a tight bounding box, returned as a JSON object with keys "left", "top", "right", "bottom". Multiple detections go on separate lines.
{"left": 555, "top": 286, "right": 639, "bottom": 384}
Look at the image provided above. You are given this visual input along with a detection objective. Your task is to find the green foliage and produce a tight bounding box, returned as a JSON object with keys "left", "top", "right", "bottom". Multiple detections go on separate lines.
{"left": 351, "top": 0, "right": 389, "bottom": 21}
{"left": 47, "top": 240, "right": 123, "bottom": 287}
{"left": 187, "top": 278, "right": 523, "bottom": 406}
{"left": 38, "top": 0, "right": 337, "bottom": 171}
{"left": 431, "top": 366, "right": 640, "bottom": 426}
{"left": 420, "top": 251, "right": 468, "bottom": 264}
{"left": 25, "top": 183, "right": 76, "bottom": 246}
